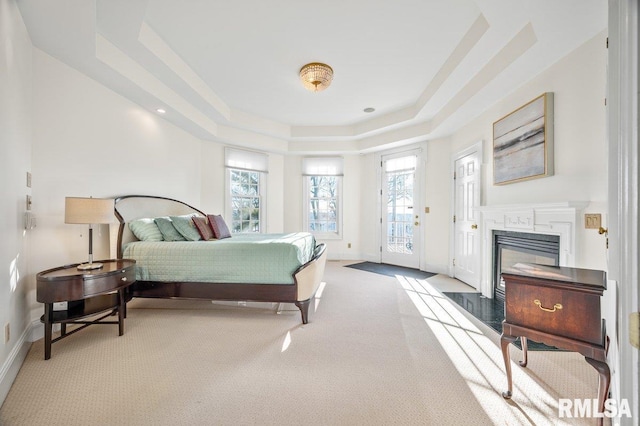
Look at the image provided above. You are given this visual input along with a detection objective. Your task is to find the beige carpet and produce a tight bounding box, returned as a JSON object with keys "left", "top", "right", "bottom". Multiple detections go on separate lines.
{"left": 0, "top": 261, "right": 602, "bottom": 425}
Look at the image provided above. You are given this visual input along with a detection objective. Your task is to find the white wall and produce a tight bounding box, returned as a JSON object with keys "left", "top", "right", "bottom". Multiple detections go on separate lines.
{"left": 439, "top": 30, "right": 609, "bottom": 272}
{"left": 29, "top": 47, "right": 206, "bottom": 321}
{"left": 423, "top": 138, "right": 454, "bottom": 273}
{"left": 0, "top": 0, "right": 34, "bottom": 404}
{"left": 266, "top": 153, "right": 285, "bottom": 233}
{"left": 358, "top": 153, "right": 379, "bottom": 262}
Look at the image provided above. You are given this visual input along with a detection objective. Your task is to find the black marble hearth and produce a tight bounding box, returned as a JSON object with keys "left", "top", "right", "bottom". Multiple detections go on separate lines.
{"left": 444, "top": 292, "right": 561, "bottom": 351}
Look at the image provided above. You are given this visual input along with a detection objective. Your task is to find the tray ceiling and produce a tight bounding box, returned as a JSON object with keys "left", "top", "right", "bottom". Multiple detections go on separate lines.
{"left": 18, "top": 0, "right": 606, "bottom": 153}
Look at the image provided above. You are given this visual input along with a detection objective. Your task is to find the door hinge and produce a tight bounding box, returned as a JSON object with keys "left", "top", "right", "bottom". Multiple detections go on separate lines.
{"left": 453, "top": 215, "right": 456, "bottom": 223}
{"left": 453, "top": 172, "right": 456, "bottom": 180}
{"left": 380, "top": 217, "right": 382, "bottom": 224}
{"left": 380, "top": 246, "right": 382, "bottom": 252}
{"left": 606, "top": 37, "right": 608, "bottom": 48}
{"left": 453, "top": 258, "right": 456, "bottom": 266}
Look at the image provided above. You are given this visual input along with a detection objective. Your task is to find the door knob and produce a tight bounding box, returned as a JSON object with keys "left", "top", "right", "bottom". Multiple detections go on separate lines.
{"left": 414, "top": 222, "right": 419, "bottom": 226}
{"left": 471, "top": 224, "right": 478, "bottom": 229}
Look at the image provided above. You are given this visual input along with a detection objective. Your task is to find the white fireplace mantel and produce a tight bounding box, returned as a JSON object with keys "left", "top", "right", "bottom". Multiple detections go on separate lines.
{"left": 476, "top": 202, "right": 589, "bottom": 298}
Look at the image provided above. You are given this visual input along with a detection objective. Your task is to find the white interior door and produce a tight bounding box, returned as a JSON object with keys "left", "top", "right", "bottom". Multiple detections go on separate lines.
{"left": 381, "top": 152, "right": 421, "bottom": 269}
{"left": 453, "top": 150, "right": 481, "bottom": 288}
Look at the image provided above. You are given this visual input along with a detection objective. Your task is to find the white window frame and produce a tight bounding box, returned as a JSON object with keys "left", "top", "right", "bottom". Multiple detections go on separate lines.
{"left": 225, "top": 147, "right": 268, "bottom": 233}
{"left": 302, "top": 157, "right": 343, "bottom": 240}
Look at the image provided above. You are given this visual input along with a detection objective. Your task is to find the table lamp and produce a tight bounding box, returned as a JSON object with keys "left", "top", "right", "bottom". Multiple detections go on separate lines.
{"left": 65, "top": 197, "right": 114, "bottom": 270}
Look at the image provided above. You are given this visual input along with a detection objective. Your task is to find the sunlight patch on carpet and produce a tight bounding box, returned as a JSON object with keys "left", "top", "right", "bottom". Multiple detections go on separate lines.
{"left": 398, "top": 275, "right": 578, "bottom": 425}
{"left": 281, "top": 331, "right": 292, "bottom": 352}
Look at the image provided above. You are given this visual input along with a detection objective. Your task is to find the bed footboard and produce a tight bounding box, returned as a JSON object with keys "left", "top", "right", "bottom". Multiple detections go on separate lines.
{"left": 293, "top": 243, "right": 327, "bottom": 324}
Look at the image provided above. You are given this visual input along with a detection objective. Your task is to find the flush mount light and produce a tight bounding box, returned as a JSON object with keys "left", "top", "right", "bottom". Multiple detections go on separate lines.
{"left": 363, "top": 107, "right": 375, "bottom": 113}
{"left": 156, "top": 108, "right": 166, "bottom": 114}
{"left": 299, "top": 62, "right": 334, "bottom": 92}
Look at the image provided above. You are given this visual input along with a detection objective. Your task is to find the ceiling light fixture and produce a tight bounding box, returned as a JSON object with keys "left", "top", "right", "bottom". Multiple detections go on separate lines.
{"left": 363, "top": 107, "right": 375, "bottom": 113}
{"left": 299, "top": 62, "right": 334, "bottom": 92}
{"left": 156, "top": 108, "right": 166, "bottom": 114}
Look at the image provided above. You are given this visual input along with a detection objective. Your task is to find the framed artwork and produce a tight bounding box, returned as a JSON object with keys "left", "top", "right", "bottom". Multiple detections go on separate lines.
{"left": 493, "top": 93, "right": 554, "bottom": 185}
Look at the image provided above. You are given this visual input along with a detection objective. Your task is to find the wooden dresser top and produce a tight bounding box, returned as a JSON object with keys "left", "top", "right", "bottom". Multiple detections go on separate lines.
{"left": 502, "top": 263, "right": 606, "bottom": 291}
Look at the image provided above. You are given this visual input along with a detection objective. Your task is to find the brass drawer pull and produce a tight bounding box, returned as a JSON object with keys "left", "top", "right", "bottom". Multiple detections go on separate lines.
{"left": 534, "top": 299, "right": 562, "bottom": 313}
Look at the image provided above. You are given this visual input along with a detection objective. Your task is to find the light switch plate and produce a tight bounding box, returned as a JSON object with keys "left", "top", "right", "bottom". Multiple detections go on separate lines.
{"left": 585, "top": 213, "right": 601, "bottom": 229}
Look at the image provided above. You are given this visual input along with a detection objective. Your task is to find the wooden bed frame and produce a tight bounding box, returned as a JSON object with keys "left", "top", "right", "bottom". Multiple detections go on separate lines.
{"left": 114, "top": 195, "right": 327, "bottom": 324}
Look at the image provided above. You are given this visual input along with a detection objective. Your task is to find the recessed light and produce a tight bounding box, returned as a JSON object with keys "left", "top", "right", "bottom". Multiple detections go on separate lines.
{"left": 363, "top": 107, "right": 375, "bottom": 113}
{"left": 156, "top": 108, "right": 166, "bottom": 114}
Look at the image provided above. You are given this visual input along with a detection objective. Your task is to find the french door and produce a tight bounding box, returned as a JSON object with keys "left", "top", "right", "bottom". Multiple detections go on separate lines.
{"left": 381, "top": 151, "right": 421, "bottom": 269}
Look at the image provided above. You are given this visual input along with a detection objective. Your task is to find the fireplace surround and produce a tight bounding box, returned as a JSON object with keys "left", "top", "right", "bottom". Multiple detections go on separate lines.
{"left": 478, "top": 202, "right": 587, "bottom": 299}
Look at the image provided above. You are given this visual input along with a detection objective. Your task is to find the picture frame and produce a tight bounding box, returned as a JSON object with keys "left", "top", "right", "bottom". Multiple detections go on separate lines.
{"left": 493, "top": 92, "right": 554, "bottom": 185}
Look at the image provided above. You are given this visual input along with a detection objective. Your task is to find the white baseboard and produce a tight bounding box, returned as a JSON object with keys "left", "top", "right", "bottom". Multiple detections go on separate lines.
{"left": 30, "top": 318, "right": 46, "bottom": 342}
{"left": 361, "top": 253, "right": 380, "bottom": 263}
{"left": 326, "top": 252, "right": 363, "bottom": 261}
{"left": 0, "top": 320, "right": 38, "bottom": 407}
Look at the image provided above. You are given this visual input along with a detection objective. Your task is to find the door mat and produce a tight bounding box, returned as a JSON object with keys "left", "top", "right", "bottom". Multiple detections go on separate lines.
{"left": 344, "top": 262, "right": 436, "bottom": 280}
{"left": 443, "top": 292, "right": 562, "bottom": 351}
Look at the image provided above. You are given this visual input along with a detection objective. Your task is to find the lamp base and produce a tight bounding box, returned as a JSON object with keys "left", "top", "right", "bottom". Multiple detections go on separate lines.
{"left": 77, "top": 262, "right": 103, "bottom": 271}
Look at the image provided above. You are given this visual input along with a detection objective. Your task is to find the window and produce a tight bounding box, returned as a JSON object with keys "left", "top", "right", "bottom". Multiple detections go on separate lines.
{"left": 229, "top": 169, "right": 261, "bottom": 232}
{"left": 303, "top": 157, "right": 343, "bottom": 239}
{"left": 225, "top": 148, "right": 268, "bottom": 233}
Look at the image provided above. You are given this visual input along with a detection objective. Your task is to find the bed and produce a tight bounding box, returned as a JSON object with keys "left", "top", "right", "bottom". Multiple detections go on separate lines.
{"left": 114, "top": 195, "right": 327, "bottom": 323}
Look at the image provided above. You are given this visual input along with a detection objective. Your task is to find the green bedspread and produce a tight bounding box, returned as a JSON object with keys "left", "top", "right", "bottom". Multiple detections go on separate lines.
{"left": 123, "top": 232, "right": 316, "bottom": 284}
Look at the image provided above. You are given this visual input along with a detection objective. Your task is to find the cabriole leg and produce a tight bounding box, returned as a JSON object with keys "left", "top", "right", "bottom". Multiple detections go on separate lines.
{"left": 501, "top": 334, "right": 518, "bottom": 399}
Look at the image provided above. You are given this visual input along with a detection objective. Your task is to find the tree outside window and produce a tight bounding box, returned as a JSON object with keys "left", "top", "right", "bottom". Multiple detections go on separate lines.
{"left": 308, "top": 176, "right": 338, "bottom": 233}
{"left": 303, "top": 156, "right": 343, "bottom": 239}
{"left": 230, "top": 169, "right": 261, "bottom": 233}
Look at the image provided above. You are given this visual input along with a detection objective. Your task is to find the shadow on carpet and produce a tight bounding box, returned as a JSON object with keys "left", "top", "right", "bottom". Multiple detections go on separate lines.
{"left": 443, "top": 292, "right": 562, "bottom": 351}
{"left": 345, "top": 262, "right": 436, "bottom": 279}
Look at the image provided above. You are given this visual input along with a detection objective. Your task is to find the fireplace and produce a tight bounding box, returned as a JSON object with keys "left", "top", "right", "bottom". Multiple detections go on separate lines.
{"left": 493, "top": 231, "right": 560, "bottom": 300}
{"left": 477, "top": 202, "right": 586, "bottom": 299}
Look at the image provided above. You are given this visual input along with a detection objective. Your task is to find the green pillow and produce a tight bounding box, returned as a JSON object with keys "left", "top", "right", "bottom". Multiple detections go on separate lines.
{"left": 154, "top": 217, "right": 186, "bottom": 241}
{"left": 129, "top": 218, "right": 163, "bottom": 241}
{"left": 169, "top": 214, "right": 202, "bottom": 241}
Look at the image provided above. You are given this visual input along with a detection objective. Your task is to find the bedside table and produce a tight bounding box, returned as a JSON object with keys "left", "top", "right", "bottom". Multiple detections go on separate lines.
{"left": 499, "top": 263, "right": 609, "bottom": 426}
{"left": 36, "top": 259, "right": 136, "bottom": 360}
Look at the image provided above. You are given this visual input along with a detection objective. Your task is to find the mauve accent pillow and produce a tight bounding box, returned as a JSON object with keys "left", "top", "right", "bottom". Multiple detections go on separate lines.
{"left": 154, "top": 217, "right": 186, "bottom": 241}
{"left": 207, "top": 214, "right": 231, "bottom": 239}
{"left": 192, "top": 216, "right": 215, "bottom": 240}
{"left": 169, "top": 214, "right": 202, "bottom": 241}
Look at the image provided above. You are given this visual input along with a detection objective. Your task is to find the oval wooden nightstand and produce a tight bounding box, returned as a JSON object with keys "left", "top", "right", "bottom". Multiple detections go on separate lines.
{"left": 36, "top": 259, "right": 136, "bottom": 360}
